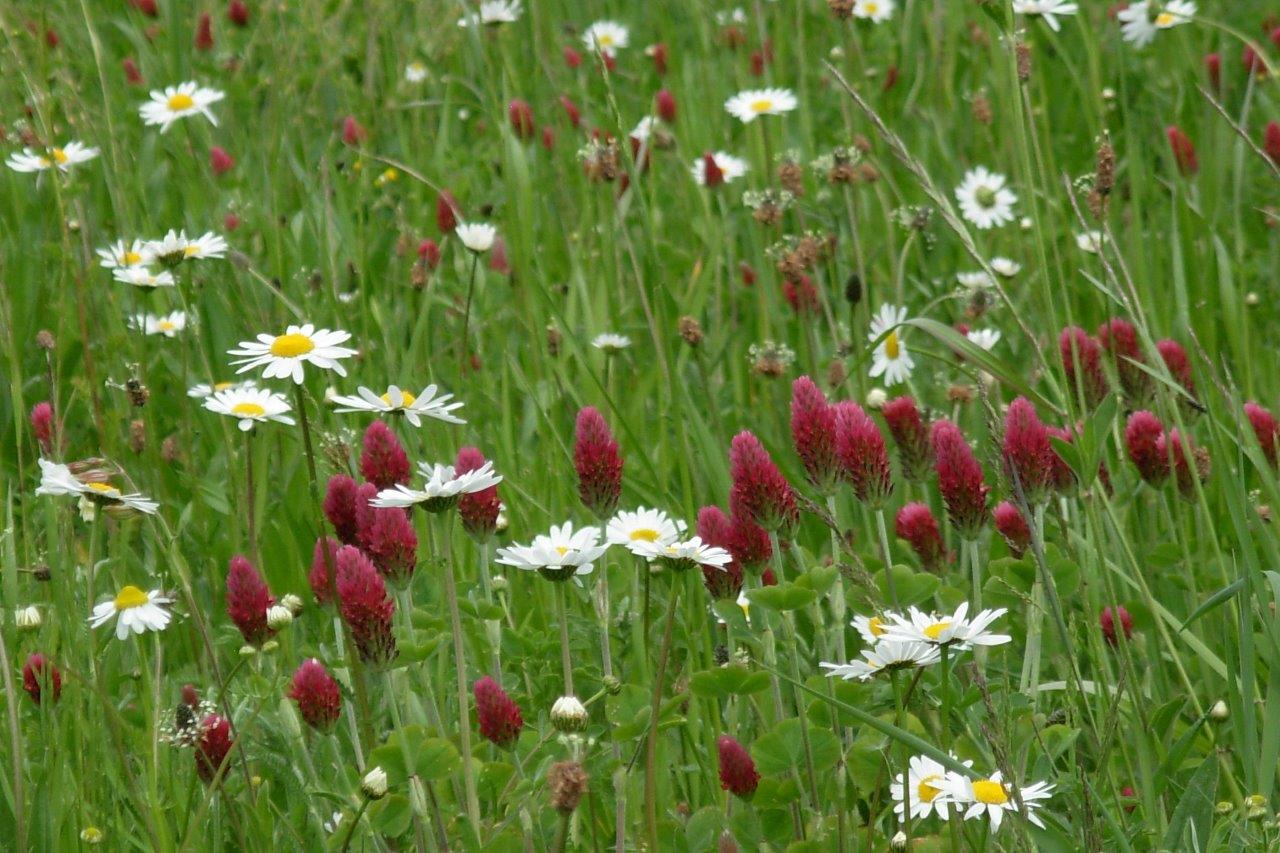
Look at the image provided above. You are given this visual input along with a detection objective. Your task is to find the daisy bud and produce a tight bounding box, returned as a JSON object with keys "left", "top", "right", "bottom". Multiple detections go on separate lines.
{"left": 729, "top": 431, "right": 798, "bottom": 533}
{"left": 558, "top": 95, "right": 581, "bottom": 128}
{"left": 1155, "top": 339, "right": 1195, "bottom": 399}
{"left": 323, "top": 474, "right": 363, "bottom": 544}
{"left": 894, "top": 503, "right": 945, "bottom": 572}
{"left": 647, "top": 42, "right": 669, "bottom": 75}
{"left": 436, "top": 190, "right": 460, "bottom": 234}
{"left": 881, "top": 396, "right": 932, "bottom": 482}
{"left": 701, "top": 152, "right": 725, "bottom": 188}
{"left": 1265, "top": 122, "right": 1280, "bottom": 166}
{"left": 288, "top": 659, "right": 341, "bottom": 732}
{"left": 563, "top": 46, "right": 583, "bottom": 68}
{"left": 1097, "top": 317, "right": 1151, "bottom": 401}
{"left": 308, "top": 536, "right": 342, "bottom": 604}
{"left": 1100, "top": 605, "right": 1133, "bottom": 647}
{"left": 993, "top": 501, "right": 1031, "bottom": 558}
{"left": 341, "top": 115, "right": 366, "bottom": 146}
{"left": 1059, "top": 326, "right": 1109, "bottom": 410}
{"left": 891, "top": 832, "right": 908, "bottom": 850}
{"left": 551, "top": 695, "right": 589, "bottom": 733}
{"left": 122, "top": 57, "right": 144, "bottom": 85}
{"left": 655, "top": 89, "right": 677, "bottom": 122}
{"left": 865, "top": 388, "right": 887, "bottom": 410}
{"left": 195, "top": 715, "right": 233, "bottom": 783}
{"left": 1166, "top": 126, "right": 1198, "bottom": 176}
{"left": 336, "top": 545, "right": 397, "bottom": 666}
{"left": 456, "top": 447, "right": 501, "bottom": 541}
{"left": 835, "top": 402, "right": 893, "bottom": 507}
{"left": 1001, "top": 397, "right": 1054, "bottom": 504}
{"left": 573, "top": 406, "right": 623, "bottom": 519}
{"left": 360, "top": 421, "right": 411, "bottom": 490}
{"left": 474, "top": 676, "right": 523, "bottom": 747}
{"left": 932, "top": 420, "right": 988, "bottom": 540}
{"left": 1124, "top": 411, "right": 1170, "bottom": 486}
{"left": 15, "top": 605, "right": 40, "bottom": 629}
{"left": 226, "top": 556, "right": 274, "bottom": 645}
{"left": 1245, "top": 402, "right": 1280, "bottom": 467}
{"left": 716, "top": 736, "right": 760, "bottom": 800}
{"left": 30, "top": 401, "right": 54, "bottom": 454}
{"left": 548, "top": 761, "right": 589, "bottom": 813}
{"left": 790, "top": 376, "right": 839, "bottom": 493}
{"left": 358, "top": 504, "right": 418, "bottom": 584}
{"left": 508, "top": 99, "right": 535, "bottom": 140}
{"left": 228, "top": 0, "right": 249, "bottom": 27}
{"left": 266, "top": 604, "right": 293, "bottom": 630}
{"left": 209, "top": 146, "right": 235, "bottom": 176}
{"left": 194, "top": 12, "right": 214, "bottom": 51}
{"left": 361, "top": 766, "right": 389, "bottom": 800}
{"left": 1209, "top": 700, "right": 1229, "bottom": 721}
{"left": 22, "top": 653, "right": 61, "bottom": 705}
{"left": 1204, "top": 53, "right": 1221, "bottom": 90}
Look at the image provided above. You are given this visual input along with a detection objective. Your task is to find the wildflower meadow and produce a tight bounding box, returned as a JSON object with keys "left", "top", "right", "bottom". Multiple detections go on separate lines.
{"left": 4, "top": 0, "right": 1280, "bottom": 850}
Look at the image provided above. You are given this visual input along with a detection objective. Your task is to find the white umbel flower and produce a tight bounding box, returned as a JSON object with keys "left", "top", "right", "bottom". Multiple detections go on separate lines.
{"left": 495, "top": 522, "right": 609, "bottom": 581}
{"left": 1117, "top": 1, "right": 1195, "bottom": 48}
{"left": 228, "top": 324, "right": 357, "bottom": 384}
{"left": 955, "top": 167, "right": 1017, "bottom": 230}
{"left": 691, "top": 151, "right": 749, "bottom": 186}
{"left": 724, "top": 88, "right": 798, "bottom": 123}
{"left": 606, "top": 507, "right": 685, "bottom": 556}
{"left": 330, "top": 385, "right": 466, "bottom": 426}
{"left": 942, "top": 771, "right": 1054, "bottom": 831}
{"left": 6, "top": 141, "right": 99, "bottom": 173}
{"left": 131, "top": 311, "right": 188, "bottom": 338}
{"left": 868, "top": 303, "right": 914, "bottom": 387}
{"left": 139, "top": 81, "right": 225, "bottom": 132}
{"left": 36, "top": 459, "right": 158, "bottom": 514}
{"left": 819, "top": 639, "right": 940, "bottom": 681}
{"left": 880, "top": 603, "right": 1012, "bottom": 650}
{"left": 204, "top": 386, "right": 295, "bottom": 431}
{"left": 458, "top": 0, "right": 522, "bottom": 27}
{"left": 371, "top": 461, "right": 502, "bottom": 511}
{"left": 456, "top": 221, "right": 497, "bottom": 253}
{"left": 1012, "top": 0, "right": 1078, "bottom": 32}
{"left": 582, "top": 20, "right": 629, "bottom": 56}
{"left": 89, "top": 586, "right": 173, "bottom": 640}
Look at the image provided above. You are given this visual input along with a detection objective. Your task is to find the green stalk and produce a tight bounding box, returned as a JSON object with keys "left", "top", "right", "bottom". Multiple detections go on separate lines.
{"left": 643, "top": 573, "right": 681, "bottom": 850}
{"left": 439, "top": 517, "right": 482, "bottom": 836}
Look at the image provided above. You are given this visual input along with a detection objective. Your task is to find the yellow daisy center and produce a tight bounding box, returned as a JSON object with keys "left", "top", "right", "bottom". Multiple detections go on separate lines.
{"left": 52, "top": 148, "right": 69, "bottom": 164}
{"left": 85, "top": 482, "right": 117, "bottom": 495}
{"left": 157, "top": 320, "right": 176, "bottom": 332}
{"left": 380, "top": 390, "right": 417, "bottom": 407}
{"left": 750, "top": 99, "right": 774, "bottom": 113}
{"left": 183, "top": 244, "right": 201, "bottom": 257}
{"left": 555, "top": 546, "right": 569, "bottom": 556}
{"left": 868, "top": 616, "right": 886, "bottom": 636}
{"left": 597, "top": 34, "right": 615, "bottom": 47}
{"left": 923, "top": 621, "right": 951, "bottom": 640}
{"left": 270, "top": 333, "right": 315, "bottom": 357}
{"left": 629, "top": 528, "right": 661, "bottom": 542}
{"left": 232, "top": 402, "right": 266, "bottom": 417}
{"left": 168, "top": 93, "right": 196, "bottom": 111}
{"left": 124, "top": 250, "right": 143, "bottom": 265}
{"left": 1154, "top": 11, "right": 1174, "bottom": 26}
{"left": 884, "top": 331, "right": 900, "bottom": 360}
{"left": 865, "top": 2, "right": 879, "bottom": 13}
{"left": 214, "top": 381, "right": 234, "bottom": 391}
{"left": 114, "top": 585, "right": 150, "bottom": 610}
{"left": 917, "top": 774, "right": 943, "bottom": 803}
{"left": 973, "top": 779, "right": 1009, "bottom": 805}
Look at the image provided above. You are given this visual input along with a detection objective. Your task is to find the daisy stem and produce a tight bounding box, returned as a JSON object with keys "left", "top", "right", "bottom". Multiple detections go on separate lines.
{"left": 244, "top": 429, "right": 257, "bottom": 564}
{"left": 86, "top": 508, "right": 105, "bottom": 679}
{"left": 640, "top": 556, "right": 652, "bottom": 660}
{"left": 476, "top": 541, "right": 503, "bottom": 684}
{"left": 555, "top": 581, "right": 574, "bottom": 696}
{"left": 875, "top": 509, "right": 899, "bottom": 608}
{"left": 440, "top": 517, "right": 482, "bottom": 837}
{"left": 892, "top": 670, "right": 912, "bottom": 847}
{"left": 644, "top": 574, "right": 681, "bottom": 851}
{"left": 338, "top": 798, "right": 371, "bottom": 853}
{"left": 460, "top": 254, "right": 479, "bottom": 377}
{"left": 941, "top": 645, "right": 962, "bottom": 852}
{"left": 963, "top": 538, "right": 981, "bottom": 612}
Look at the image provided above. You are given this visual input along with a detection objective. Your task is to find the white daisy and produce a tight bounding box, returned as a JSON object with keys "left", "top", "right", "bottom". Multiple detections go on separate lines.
{"left": 405, "top": 61, "right": 428, "bottom": 82}
{"left": 458, "top": 0, "right": 522, "bottom": 27}
{"left": 606, "top": 507, "right": 686, "bottom": 555}
{"left": 6, "top": 141, "right": 99, "bottom": 173}
{"left": 943, "top": 770, "right": 1054, "bottom": 832}
{"left": 956, "top": 271, "right": 995, "bottom": 289}
{"left": 130, "top": 311, "right": 188, "bottom": 338}
{"left": 853, "top": 0, "right": 896, "bottom": 23}
{"left": 879, "top": 603, "right": 1012, "bottom": 650}
{"left": 495, "top": 521, "right": 609, "bottom": 581}
{"left": 691, "top": 151, "right": 749, "bottom": 186}
{"left": 330, "top": 385, "right": 466, "bottom": 427}
{"left": 139, "top": 81, "right": 225, "bottom": 132}
{"left": 592, "top": 333, "right": 632, "bottom": 353}
{"left": 891, "top": 755, "right": 968, "bottom": 821}
{"left": 36, "top": 459, "right": 159, "bottom": 515}
{"left": 631, "top": 116, "right": 659, "bottom": 143}
{"left": 955, "top": 167, "right": 1017, "bottom": 230}
{"left": 1075, "top": 230, "right": 1105, "bottom": 254}
{"left": 456, "top": 221, "right": 497, "bottom": 253}
{"left": 370, "top": 461, "right": 503, "bottom": 512}
{"left": 89, "top": 586, "right": 173, "bottom": 640}
{"left": 819, "top": 639, "right": 941, "bottom": 681}
{"left": 203, "top": 386, "right": 295, "bottom": 431}
{"left": 634, "top": 536, "right": 733, "bottom": 571}
{"left": 97, "top": 239, "right": 153, "bottom": 270}
{"left": 1012, "top": 0, "right": 1078, "bottom": 32}
{"left": 714, "top": 8, "right": 747, "bottom": 25}
{"left": 1117, "top": 1, "right": 1195, "bottom": 48}
{"left": 143, "top": 230, "right": 228, "bottom": 266}
{"left": 187, "top": 379, "right": 256, "bottom": 399}
{"left": 724, "top": 88, "right": 798, "bottom": 123}
{"left": 990, "top": 257, "right": 1022, "bottom": 277}
{"left": 868, "top": 303, "right": 914, "bottom": 387}
{"left": 582, "top": 20, "right": 629, "bottom": 56}
{"left": 228, "top": 324, "right": 357, "bottom": 385}
{"left": 851, "top": 612, "right": 895, "bottom": 645}
{"left": 113, "top": 267, "right": 176, "bottom": 289}
{"left": 966, "top": 329, "right": 1001, "bottom": 351}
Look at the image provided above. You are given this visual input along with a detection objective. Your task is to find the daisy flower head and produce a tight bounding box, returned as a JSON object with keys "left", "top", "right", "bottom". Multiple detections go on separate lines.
{"left": 881, "top": 603, "right": 1012, "bottom": 650}
{"left": 370, "top": 460, "right": 502, "bottom": 513}
{"left": 943, "top": 771, "right": 1054, "bottom": 831}
{"left": 634, "top": 536, "right": 733, "bottom": 572}
{"left": 6, "top": 141, "right": 99, "bottom": 173}
{"left": 868, "top": 303, "right": 914, "bottom": 387}
{"left": 36, "top": 459, "right": 158, "bottom": 515}
{"left": 592, "top": 333, "right": 632, "bottom": 354}
{"left": 139, "top": 81, "right": 225, "bottom": 132}
{"left": 404, "top": 61, "right": 428, "bottom": 82}
{"left": 891, "top": 755, "right": 969, "bottom": 821}
{"left": 956, "top": 270, "right": 995, "bottom": 290}
{"left": 966, "top": 328, "right": 1001, "bottom": 351}
{"left": 725, "top": 88, "right": 798, "bottom": 123}
{"left": 228, "top": 324, "right": 357, "bottom": 384}
{"left": 113, "top": 267, "right": 176, "bottom": 289}
{"left": 203, "top": 386, "right": 295, "bottom": 431}
{"left": 187, "top": 379, "right": 255, "bottom": 399}
{"left": 851, "top": 612, "right": 895, "bottom": 645}
{"left": 955, "top": 166, "right": 1017, "bottom": 230}
{"left": 990, "top": 257, "right": 1022, "bottom": 277}
{"left": 144, "top": 230, "right": 228, "bottom": 268}
{"left": 1012, "top": 0, "right": 1078, "bottom": 32}
{"left": 90, "top": 587, "right": 172, "bottom": 640}
{"left": 691, "top": 151, "right": 749, "bottom": 186}
{"left": 1075, "top": 230, "right": 1106, "bottom": 254}
{"left": 820, "top": 639, "right": 941, "bottom": 681}
{"left": 330, "top": 385, "right": 466, "bottom": 427}
{"left": 495, "top": 521, "right": 609, "bottom": 581}
{"left": 606, "top": 507, "right": 686, "bottom": 555}
{"left": 456, "top": 221, "right": 497, "bottom": 253}
{"left": 131, "top": 311, "right": 188, "bottom": 338}
{"left": 458, "top": 0, "right": 522, "bottom": 27}
{"left": 853, "top": 0, "right": 896, "bottom": 23}
{"left": 97, "top": 239, "right": 152, "bottom": 270}
{"left": 1118, "top": 1, "right": 1195, "bottom": 48}
{"left": 582, "top": 20, "right": 629, "bottom": 56}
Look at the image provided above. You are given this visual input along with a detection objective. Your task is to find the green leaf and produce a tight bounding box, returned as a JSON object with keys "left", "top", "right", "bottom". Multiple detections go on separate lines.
{"left": 794, "top": 564, "right": 838, "bottom": 595}
{"left": 874, "top": 564, "right": 940, "bottom": 606}
{"left": 689, "top": 665, "right": 772, "bottom": 698}
{"left": 685, "top": 807, "right": 723, "bottom": 852}
{"left": 747, "top": 582, "right": 818, "bottom": 612}
{"left": 1180, "top": 578, "right": 1245, "bottom": 632}
{"left": 369, "top": 795, "right": 414, "bottom": 838}
{"left": 1160, "top": 755, "right": 1219, "bottom": 851}
{"left": 368, "top": 726, "right": 461, "bottom": 785}
{"left": 752, "top": 718, "right": 808, "bottom": 775}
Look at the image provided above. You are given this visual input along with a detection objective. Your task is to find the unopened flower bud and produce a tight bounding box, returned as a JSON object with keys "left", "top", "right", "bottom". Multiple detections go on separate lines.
{"left": 602, "top": 675, "right": 622, "bottom": 695}
{"left": 15, "top": 605, "right": 41, "bottom": 629}
{"left": 281, "top": 593, "right": 304, "bottom": 616}
{"left": 266, "top": 605, "right": 293, "bottom": 630}
{"left": 551, "top": 695, "right": 588, "bottom": 732}
{"left": 361, "top": 766, "right": 389, "bottom": 800}
{"left": 1209, "top": 700, "right": 1229, "bottom": 721}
